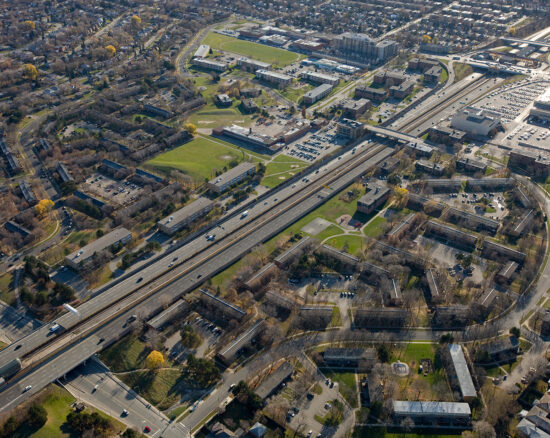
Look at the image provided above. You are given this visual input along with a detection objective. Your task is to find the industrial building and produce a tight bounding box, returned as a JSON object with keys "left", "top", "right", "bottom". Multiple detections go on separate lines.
{"left": 237, "top": 57, "right": 271, "bottom": 72}
{"left": 392, "top": 401, "right": 471, "bottom": 426}
{"left": 207, "top": 161, "right": 256, "bottom": 193}
{"left": 336, "top": 118, "right": 364, "bottom": 139}
{"left": 191, "top": 57, "right": 228, "bottom": 72}
{"left": 448, "top": 344, "right": 476, "bottom": 401}
{"left": 157, "top": 197, "right": 213, "bottom": 235}
{"left": 451, "top": 107, "right": 502, "bottom": 138}
{"left": 255, "top": 69, "right": 292, "bottom": 88}
{"left": 301, "top": 71, "right": 339, "bottom": 86}
{"left": 302, "top": 83, "right": 333, "bottom": 105}
{"left": 357, "top": 184, "right": 390, "bottom": 214}
{"left": 65, "top": 227, "right": 132, "bottom": 270}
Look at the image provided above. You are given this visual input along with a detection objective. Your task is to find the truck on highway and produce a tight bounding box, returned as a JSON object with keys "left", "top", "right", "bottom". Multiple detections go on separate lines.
{"left": 0, "top": 358, "right": 22, "bottom": 386}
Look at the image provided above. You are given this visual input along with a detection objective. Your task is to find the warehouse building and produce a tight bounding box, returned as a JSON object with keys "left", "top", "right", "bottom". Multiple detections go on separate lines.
{"left": 157, "top": 197, "right": 213, "bottom": 235}
{"left": 207, "top": 162, "right": 256, "bottom": 193}
{"left": 65, "top": 227, "right": 131, "bottom": 270}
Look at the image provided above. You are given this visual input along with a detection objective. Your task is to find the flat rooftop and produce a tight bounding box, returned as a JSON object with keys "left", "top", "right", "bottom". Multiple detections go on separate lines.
{"left": 66, "top": 227, "right": 131, "bottom": 264}
{"left": 158, "top": 197, "right": 213, "bottom": 227}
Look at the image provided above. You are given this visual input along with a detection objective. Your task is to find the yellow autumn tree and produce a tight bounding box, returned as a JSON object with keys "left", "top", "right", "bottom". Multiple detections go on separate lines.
{"left": 24, "top": 63, "right": 38, "bottom": 81}
{"left": 105, "top": 45, "right": 116, "bottom": 56}
{"left": 422, "top": 34, "right": 432, "bottom": 44}
{"left": 131, "top": 15, "right": 142, "bottom": 27}
{"left": 24, "top": 20, "right": 35, "bottom": 31}
{"left": 145, "top": 350, "right": 164, "bottom": 370}
{"left": 183, "top": 123, "right": 197, "bottom": 136}
{"left": 35, "top": 199, "right": 54, "bottom": 218}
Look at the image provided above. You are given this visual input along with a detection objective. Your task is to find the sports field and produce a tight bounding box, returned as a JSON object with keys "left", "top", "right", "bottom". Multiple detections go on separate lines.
{"left": 261, "top": 154, "right": 309, "bottom": 188}
{"left": 144, "top": 136, "right": 244, "bottom": 182}
{"left": 202, "top": 32, "right": 304, "bottom": 67}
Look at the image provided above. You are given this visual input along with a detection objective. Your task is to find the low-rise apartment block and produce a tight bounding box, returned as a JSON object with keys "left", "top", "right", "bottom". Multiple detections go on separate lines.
{"left": 207, "top": 162, "right": 256, "bottom": 193}
{"left": 157, "top": 197, "right": 213, "bottom": 235}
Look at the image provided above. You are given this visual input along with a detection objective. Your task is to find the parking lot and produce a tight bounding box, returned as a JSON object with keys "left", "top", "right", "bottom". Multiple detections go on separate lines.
{"left": 82, "top": 173, "right": 143, "bottom": 206}
{"left": 164, "top": 313, "right": 224, "bottom": 362}
{"left": 476, "top": 78, "right": 550, "bottom": 125}
{"left": 285, "top": 124, "right": 345, "bottom": 161}
{"left": 431, "top": 192, "right": 508, "bottom": 221}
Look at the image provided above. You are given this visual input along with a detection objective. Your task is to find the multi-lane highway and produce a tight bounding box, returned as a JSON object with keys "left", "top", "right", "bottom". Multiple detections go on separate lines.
{"left": 0, "top": 139, "right": 393, "bottom": 419}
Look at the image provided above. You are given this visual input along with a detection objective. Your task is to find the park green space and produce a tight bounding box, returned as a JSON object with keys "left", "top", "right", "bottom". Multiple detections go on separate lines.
{"left": 202, "top": 33, "right": 304, "bottom": 67}
{"left": 353, "top": 428, "right": 461, "bottom": 438}
{"left": 325, "top": 234, "right": 365, "bottom": 256}
{"left": 144, "top": 136, "right": 251, "bottom": 182}
{"left": 363, "top": 216, "right": 387, "bottom": 237}
{"left": 261, "top": 154, "right": 309, "bottom": 188}
{"left": 187, "top": 76, "right": 253, "bottom": 129}
{"left": 0, "top": 272, "right": 16, "bottom": 306}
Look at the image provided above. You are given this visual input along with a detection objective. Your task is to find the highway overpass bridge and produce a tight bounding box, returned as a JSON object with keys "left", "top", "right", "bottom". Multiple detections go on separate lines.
{"left": 501, "top": 37, "right": 550, "bottom": 49}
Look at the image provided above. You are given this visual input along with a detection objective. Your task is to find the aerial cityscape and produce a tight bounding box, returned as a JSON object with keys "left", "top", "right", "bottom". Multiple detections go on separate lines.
{"left": 1, "top": 0, "right": 550, "bottom": 437}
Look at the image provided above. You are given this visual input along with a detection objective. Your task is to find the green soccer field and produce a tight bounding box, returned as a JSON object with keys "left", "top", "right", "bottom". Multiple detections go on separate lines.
{"left": 144, "top": 136, "right": 246, "bottom": 182}
{"left": 202, "top": 32, "right": 304, "bottom": 67}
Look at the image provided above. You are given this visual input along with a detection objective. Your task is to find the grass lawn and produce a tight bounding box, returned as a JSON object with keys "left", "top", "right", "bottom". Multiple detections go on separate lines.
{"left": 0, "top": 273, "right": 16, "bottom": 306}
{"left": 144, "top": 136, "right": 246, "bottom": 182}
{"left": 324, "top": 234, "right": 365, "bottom": 256}
{"left": 202, "top": 33, "right": 304, "bottom": 67}
{"left": 329, "top": 307, "right": 341, "bottom": 327}
{"left": 440, "top": 68, "right": 448, "bottom": 83}
{"left": 187, "top": 76, "right": 253, "bottom": 129}
{"left": 315, "top": 225, "right": 343, "bottom": 241}
{"left": 99, "top": 334, "right": 150, "bottom": 372}
{"left": 280, "top": 83, "right": 314, "bottom": 103}
{"left": 89, "top": 265, "right": 114, "bottom": 289}
{"left": 453, "top": 63, "right": 474, "bottom": 82}
{"left": 353, "top": 428, "right": 461, "bottom": 438}
{"left": 320, "top": 369, "right": 358, "bottom": 408}
{"left": 363, "top": 216, "right": 387, "bottom": 238}
{"left": 261, "top": 154, "right": 309, "bottom": 188}
{"left": 40, "top": 244, "right": 67, "bottom": 266}
{"left": 65, "top": 230, "right": 96, "bottom": 246}
{"left": 118, "top": 369, "right": 182, "bottom": 410}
